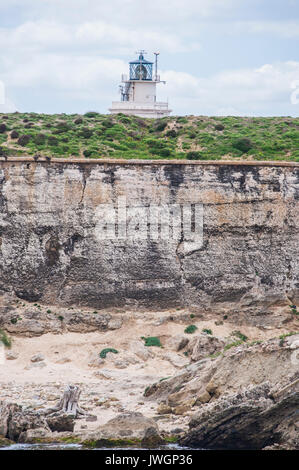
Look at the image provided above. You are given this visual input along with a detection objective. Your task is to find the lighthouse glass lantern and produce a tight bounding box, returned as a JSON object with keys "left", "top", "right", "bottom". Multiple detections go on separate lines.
{"left": 129, "top": 53, "right": 153, "bottom": 81}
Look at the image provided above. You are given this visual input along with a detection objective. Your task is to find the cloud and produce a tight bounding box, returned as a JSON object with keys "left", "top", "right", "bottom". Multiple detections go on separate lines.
{"left": 233, "top": 20, "right": 299, "bottom": 38}
{"left": 159, "top": 61, "right": 299, "bottom": 115}
{"left": 1, "top": 0, "right": 237, "bottom": 24}
{"left": 0, "top": 20, "right": 200, "bottom": 55}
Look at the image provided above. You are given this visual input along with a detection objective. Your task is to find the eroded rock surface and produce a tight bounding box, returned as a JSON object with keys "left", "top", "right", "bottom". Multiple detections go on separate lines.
{"left": 0, "top": 161, "right": 298, "bottom": 322}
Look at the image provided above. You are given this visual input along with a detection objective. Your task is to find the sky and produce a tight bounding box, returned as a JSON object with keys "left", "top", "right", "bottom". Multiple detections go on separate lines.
{"left": 0, "top": 0, "right": 299, "bottom": 116}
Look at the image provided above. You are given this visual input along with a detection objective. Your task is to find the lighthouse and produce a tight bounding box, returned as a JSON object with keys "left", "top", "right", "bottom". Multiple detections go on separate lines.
{"left": 109, "top": 51, "right": 171, "bottom": 118}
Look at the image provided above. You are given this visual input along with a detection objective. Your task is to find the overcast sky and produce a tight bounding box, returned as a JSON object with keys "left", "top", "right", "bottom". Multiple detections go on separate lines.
{"left": 0, "top": 0, "right": 298, "bottom": 116}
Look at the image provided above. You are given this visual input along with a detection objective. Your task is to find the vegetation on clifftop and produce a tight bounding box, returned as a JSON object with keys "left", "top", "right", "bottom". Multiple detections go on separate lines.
{"left": 0, "top": 112, "right": 299, "bottom": 161}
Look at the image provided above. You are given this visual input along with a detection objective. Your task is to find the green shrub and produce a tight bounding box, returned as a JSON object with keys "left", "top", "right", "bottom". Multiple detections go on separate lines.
{"left": 10, "top": 130, "right": 19, "bottom": 139}
{"left": 202, "top": 328, "right": 212, "bottom": 335}
{"left": 184, "top": 325, "right": 198, "bottom": 334}
{"left": 166, "top": 129, "right": 177, "bottom": 138}
{"left": 48, "top": 135, "right": 58, "bottom": 146}
{"left": 84, "top": 111, "right": 99, "bottom": 118}
{"left": 154, "top": 121, "right": 167, "bottom": 132}
{"left": 232, "top": 137, "right": 253, "bottom": 153}
{"left": 83, "top": 149, "right": 93, "bottom": 158}
{"left": 102, "top": 119, "right": 114, "bottom": 128}
{"left": 74, "top": 117, "right": 83, "bottom": 125}
{"left": 289, "top": 305, "right": 298, "bottom": 315}
{"left": 17, "top": 134, "right": 31, "bottom": 146}
{"left": 53, "top": 121, "right": 72, "bottom": 134}
{"left": 0, "top": 329, "right": 11, "bottom": 348}
{"left": 186, "top": 151, "right": 201, "bottom": 160}
{"left": 34, "top": 133, "right": 47, "bottom": 145}
{"left": 141, "top": 336, "right": 162, "bottom": 347}
{"left": 0, "top": 146, "right": 7, "bottom": 157}
{"left": 99, "top": 348, "right": 119, "bottom": 359}
{"left": 80, "top": 128, "right": 93, "bottom": 139}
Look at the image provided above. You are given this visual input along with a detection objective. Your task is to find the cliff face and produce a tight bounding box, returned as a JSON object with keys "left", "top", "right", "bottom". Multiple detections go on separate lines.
{"left": 0, "top": 159, "right": 298, "bottom": 320}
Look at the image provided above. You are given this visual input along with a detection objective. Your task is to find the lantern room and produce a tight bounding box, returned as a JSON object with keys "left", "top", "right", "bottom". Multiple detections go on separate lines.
{"left": 129, "top": 52, "right": 153, "bottom": 81}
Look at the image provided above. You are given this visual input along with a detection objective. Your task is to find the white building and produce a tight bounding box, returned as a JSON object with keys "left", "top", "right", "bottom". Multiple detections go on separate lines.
{"left": 109, "top": 51, "right": 171, "bottom": 119}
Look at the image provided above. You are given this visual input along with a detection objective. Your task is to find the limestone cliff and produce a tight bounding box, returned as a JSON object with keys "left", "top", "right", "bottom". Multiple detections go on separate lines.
{"left": 0, "top": 158, "right": 298, "bottom": 322}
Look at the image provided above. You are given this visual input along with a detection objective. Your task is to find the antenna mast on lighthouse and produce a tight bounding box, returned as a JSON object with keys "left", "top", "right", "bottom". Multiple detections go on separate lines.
{"left": 154, "top": 51, "right": 160, "bottom": 82}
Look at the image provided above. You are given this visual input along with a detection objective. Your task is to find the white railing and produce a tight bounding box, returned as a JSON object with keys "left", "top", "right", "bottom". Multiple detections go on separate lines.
{"left": 110, "top": 101, "right": 169, "bottom": 110}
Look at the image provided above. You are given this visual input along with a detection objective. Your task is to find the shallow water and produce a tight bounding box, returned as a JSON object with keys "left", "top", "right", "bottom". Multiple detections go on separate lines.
{"left": 0, "top": 442, "right": 196, "bottom": 451}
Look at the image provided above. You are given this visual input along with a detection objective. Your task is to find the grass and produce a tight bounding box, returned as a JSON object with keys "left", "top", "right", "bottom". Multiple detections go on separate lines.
{"left": 224, "top": 340, "right": 244, "bottom": 351}
{"left": 0, "top": 113, "right": 299, "bottom": 161}
{"left": 232, "top": 330, "right": 248, "bottom": 342}
{"left": 184, "top": 325, "right": 198, "bottom": 334}
{"left": 0, "top": 329, "right": 12, "bottom": 348}
{"left": 279, "top": 331, "right": 298, "bottom": 346}
{"left": 99, "top": 348, "right": 119, "bottom": 359}
{"left": 141, "top": 336, "right": 162, "bottom": 347}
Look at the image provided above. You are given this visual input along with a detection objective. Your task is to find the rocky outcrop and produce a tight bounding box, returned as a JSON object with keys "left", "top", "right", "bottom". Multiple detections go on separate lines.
{"left": 0, "top": 160, "right": 298, "bottom": 322}
{"left": 144, "top": 336, "right": 299, "bottom": 404}
{"left": 0, "top": 401, "right": 80, "bottom": 442}
{"left": 0, "top": 402, "right": 50, "bottom": 442}
{"left": 180, "top": 382, "right": 299, "bottom": 450}
{"left": 0, "top": 305, "right": 113, "bottom": 336}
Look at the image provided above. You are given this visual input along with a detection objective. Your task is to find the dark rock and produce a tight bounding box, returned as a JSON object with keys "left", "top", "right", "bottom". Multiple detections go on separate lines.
{"left": 180, "top": 383, "right": 299, "bottom": 450}
{"left": 46, "top": 413, "right": 75, "bottom": 433}
{"left": 141, "top": 427, "right": 165, "bottom": 448}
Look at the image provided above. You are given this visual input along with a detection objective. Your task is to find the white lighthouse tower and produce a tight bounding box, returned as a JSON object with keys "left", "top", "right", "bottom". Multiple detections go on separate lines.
{"left": 109, "top": 51, "right": 171, "bottom": 119}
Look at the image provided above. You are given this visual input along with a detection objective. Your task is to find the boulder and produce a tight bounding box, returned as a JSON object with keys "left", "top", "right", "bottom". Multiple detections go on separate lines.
{"left": 88, "top": 412, "right": 159, "bottom": 441}
{"left": 141, "top": 427, "right": 164, "bottom": 448}
{"left": 5, "top": 352, "right": 18, "bottom": 360}
{"left": 46, "top": 412, "right": 75, "bottom": 432}
{"left": 166, "top": 335, "right": 189, "bottom": 352}
{"left": 190, "top": 335, "right": 224, "bottom": 361}
{"left": 130, "top": 340, "right": 153, "bottom": 361}
{"left": 157, "top": 403, "right": 172, "bottom": 415}
{"left": 174, "top": 401, "right": 194, "bottom": 415}
{"left": 195, "top": 390, "right": 211, "bottom": 404}
{"left": 31, "top": 353, "right": 45, "bottom": 363}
